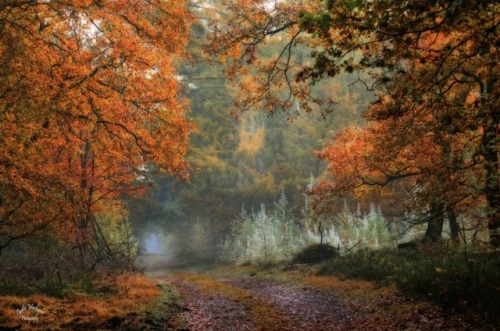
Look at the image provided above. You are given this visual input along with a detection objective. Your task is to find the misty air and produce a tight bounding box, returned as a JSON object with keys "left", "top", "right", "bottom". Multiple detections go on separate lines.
{"left": 0, "top": 1, "right": 498, "bottom": 330}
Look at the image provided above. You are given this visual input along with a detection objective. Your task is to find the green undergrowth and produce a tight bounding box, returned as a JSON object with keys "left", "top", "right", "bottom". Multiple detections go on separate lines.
{"left": 292, "top": 244, "right": 338, "bottom": 265}
{"left": 141, "top": 280, "right": 184, "bottom": 329}
{"left": 316, "top": 247, "right": 500, "bottom": 322}
{"left": 0, "top": 272, "right": 107, "bottom": 298}
{"left": 318, "top": 248, "right": 399, "bottom": 285}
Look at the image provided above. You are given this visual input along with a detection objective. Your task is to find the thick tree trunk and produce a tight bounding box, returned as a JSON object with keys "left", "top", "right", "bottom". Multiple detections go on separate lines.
{"left": 424, "top": 202, "right": 444, "bottom": 243}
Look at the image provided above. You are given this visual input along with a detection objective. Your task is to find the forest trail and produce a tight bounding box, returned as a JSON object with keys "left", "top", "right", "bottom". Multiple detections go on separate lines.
{"left": 158, "top": 270, "right": 359, "bottom": 330}
{"left": 149, "top": 264, "right": 488, "bottom": 331}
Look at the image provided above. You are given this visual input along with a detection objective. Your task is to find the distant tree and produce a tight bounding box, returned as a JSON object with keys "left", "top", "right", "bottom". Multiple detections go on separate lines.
{"left": 129, "top": 10, "right": 368, "bottom": 261}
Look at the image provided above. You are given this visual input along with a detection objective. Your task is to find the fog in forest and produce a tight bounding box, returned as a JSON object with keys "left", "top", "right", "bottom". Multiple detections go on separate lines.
{"left": 0, "top": 2, "right": 498, "bottom": 329}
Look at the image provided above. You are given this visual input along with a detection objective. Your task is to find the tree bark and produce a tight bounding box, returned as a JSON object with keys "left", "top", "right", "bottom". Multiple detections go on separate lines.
{"left": 447, "top": 207, "right": 460, "bottom": 244}
{"left": 424, "top": 202, "right": 444, "bottom": 243}
{"left": 318, "top": 221, "right": 323, "bottom": 245}
{"left": 481, "top": 80, "right": 500, "bottom": 248}
{"left": 483, "top": 120, "right": 500, "bottom": 248}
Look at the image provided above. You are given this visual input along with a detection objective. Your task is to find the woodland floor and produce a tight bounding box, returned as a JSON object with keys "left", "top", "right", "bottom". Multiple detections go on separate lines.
{"left": 145, "top": 254, "right": 496, "bottom": 331}
{"left": 0, "top": 255, "right": 497, "bottom": 331}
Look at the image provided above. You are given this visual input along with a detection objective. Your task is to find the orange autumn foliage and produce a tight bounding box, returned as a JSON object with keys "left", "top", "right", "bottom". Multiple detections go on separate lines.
{"left": 312, "top": 16, "right": 494, "bottom": 217}
{"left": 206, "top": 0, "right": 499, "bottom": 243}
{"left": 0, "top": 1, "right": 193, "bottom": 251}
{"left": 314, "top": 86, "right": 480, "bottom": 215}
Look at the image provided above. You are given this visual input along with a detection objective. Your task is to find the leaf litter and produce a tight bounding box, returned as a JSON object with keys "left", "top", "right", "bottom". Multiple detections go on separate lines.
{"left": 159, "top": 266, "right": 496, "bottom": 331}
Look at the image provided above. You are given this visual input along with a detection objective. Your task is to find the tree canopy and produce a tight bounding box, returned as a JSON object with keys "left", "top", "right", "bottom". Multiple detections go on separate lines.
{"left": 0, "top": 0, "right": 193, "bottom": 260}
{"left": 205, "top": 0, "right": 500, "bottom": 245}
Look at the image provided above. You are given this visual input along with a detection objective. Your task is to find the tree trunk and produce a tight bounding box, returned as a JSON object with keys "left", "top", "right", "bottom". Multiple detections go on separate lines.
{"left": 483, "top": 121, "right": 500, "bottom": 248}
{"left": 447, "top": 207, "right": 460, "bottom": 244}
{"left": 424, "top": 202, "right": 444, "bottom": 243}
{"left": 318, "top": 221, "right": 323, "bottom": 245}
{"left": 481, "top": 80, "right": 500, "bottom": 248}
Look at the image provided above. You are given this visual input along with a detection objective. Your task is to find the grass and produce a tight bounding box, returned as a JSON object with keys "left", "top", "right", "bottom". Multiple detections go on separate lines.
{"left": 0, "top": 272, "right": 110, "bottom": 298}
{"left": 0, "top": 272, "right": 180, "bottom": 330}
{"left": 142, "top": 280, "right": 183, "bottom": 328}
{"left": 315, "top": 246, "right": 500, "bottom": 322}
{"left": 395, "top": 252, "right": 500, "bottom": 317}
{"left": 318, "top": 248, "right": 399, "bottom": 286}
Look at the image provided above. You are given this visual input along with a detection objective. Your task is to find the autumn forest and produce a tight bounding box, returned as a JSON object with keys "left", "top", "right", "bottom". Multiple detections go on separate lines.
{"left": 0, "top": 0, "right": 499, "bottom": 330}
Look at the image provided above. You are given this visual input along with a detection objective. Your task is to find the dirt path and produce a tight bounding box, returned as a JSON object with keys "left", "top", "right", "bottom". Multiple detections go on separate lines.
{"left": 160, "top": 271, "right": 360, "bottom": 331}
{"left": 151, "top": 266, "right": 494, "bottom": 331}
{"left": 224, "top": 277, "right": 360, "bottom": 330}
{"left": 166, "top": 275, "right": 257, "bottom": 330}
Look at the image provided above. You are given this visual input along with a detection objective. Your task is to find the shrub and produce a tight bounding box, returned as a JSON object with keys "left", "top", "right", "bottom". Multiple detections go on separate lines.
{"left": 319, "top": 247, "right": 499, "bottom": 322}
{"left": 318, "top": 248, "right": 400, "bottom": 285}
{"left": 0, "top": 272, "right": 99, "bottom": 298}
{"left": 292, "top": 244, "right": 337, "bottom": 265}
{"left": 220, "top": 192, "right": 397, "bottom": 266}
{"left": 219, "top": 192, "right": 306, "bottom": 265}
{"left": 395, "top": 253, "right": 500, "bottom": 321}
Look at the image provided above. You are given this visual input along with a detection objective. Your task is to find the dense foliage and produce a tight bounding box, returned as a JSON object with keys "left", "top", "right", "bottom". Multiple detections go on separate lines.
{"left": 0, "top": 0, "right": 192, "bottom": 274}
{"left": 205, "top": 0, "right": 500, "bottom": 246}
